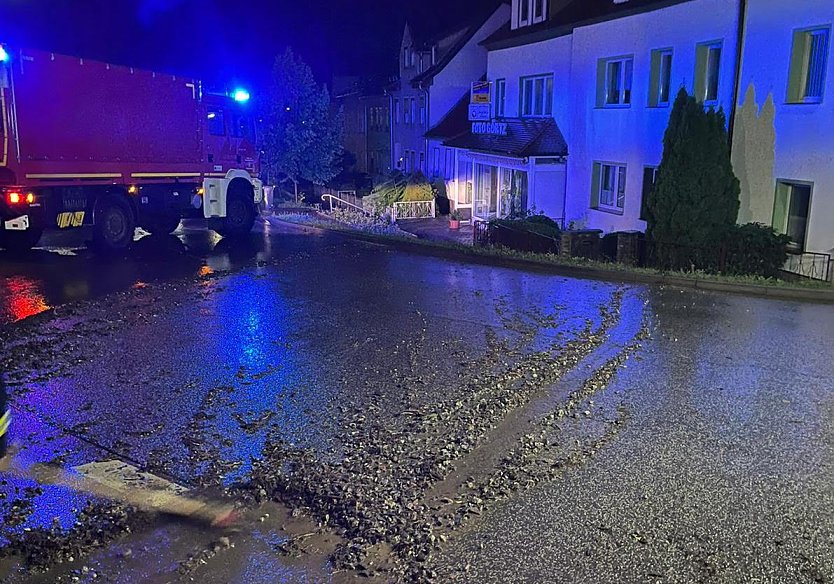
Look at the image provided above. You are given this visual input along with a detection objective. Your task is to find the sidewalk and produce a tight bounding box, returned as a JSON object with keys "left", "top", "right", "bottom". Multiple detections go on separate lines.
{"left": 395, "top": 217, "right": 474, "bottom": 246}
{"left": 268, "top": 215, "right": 834, "bottom": 305}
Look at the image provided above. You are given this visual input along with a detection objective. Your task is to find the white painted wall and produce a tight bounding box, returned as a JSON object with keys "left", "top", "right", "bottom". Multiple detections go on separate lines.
{"left": 432, "top": 4, "right": 512, "bottom": 127}
{"left": 487, "top": 34, "right": 574, "bottom": 135}
{"left": 735, "top": 0, "right": 834, "bottom": 256}
{"left": 565, "top": 0, "right": 742, "bottom": 233}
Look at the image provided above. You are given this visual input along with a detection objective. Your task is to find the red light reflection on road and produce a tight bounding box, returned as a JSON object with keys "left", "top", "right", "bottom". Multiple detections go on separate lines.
{"left": 2, "top": 275, "right": 51, "bottom": 322}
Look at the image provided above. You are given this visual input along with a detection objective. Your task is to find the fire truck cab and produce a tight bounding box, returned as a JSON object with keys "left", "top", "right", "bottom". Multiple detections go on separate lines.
{"left": 0, "top": 45, "right": 263, "bottom": 252}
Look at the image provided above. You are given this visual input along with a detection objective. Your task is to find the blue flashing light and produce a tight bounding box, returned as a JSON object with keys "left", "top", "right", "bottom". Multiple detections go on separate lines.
{"left": 0, "top": 46, "right": 9, "bottom": 63}
{"left": 233, "top": 88, "right": 250, "bottom": 103}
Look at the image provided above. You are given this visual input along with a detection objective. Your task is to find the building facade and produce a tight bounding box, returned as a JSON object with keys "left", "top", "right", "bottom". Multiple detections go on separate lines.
{"left": 733, "top": 0, "right": 833, "bottom": 269}
{"left": 432, "top": 0, "right": 833, "bottom": 269}
{"left": 388, "top": 4, "right": 510, "bottom": 178}
{"left": 333, "top": 78, "right": 391, "bottom": 181}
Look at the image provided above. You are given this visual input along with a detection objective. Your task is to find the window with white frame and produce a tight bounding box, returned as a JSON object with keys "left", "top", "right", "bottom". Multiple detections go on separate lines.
{"left": 592, "top": 162, "right": 626, "bottom": 213}
{"left": 774, "top": 181, "right": 812, "bottom": 251}
{"left": 433, "top": 147, "right": 441, "bottom": 175}
{"left": 695, "top": 41, "right": 722, "bottom": 104}
{"left": 444, "top": 148, "right": 454, "bottom": 180}
{"left": 520, "top": 74, "right": 553, "bottom": 117}
{"left": 495, "top": 78, "right": 506, "bottom": 117}
{"left": 599, "top": 57, "right": 633, "bottom": 106}
{"left": 788, "top": 26, "right": 830, "bottom": 103}
{"left": 419, "top": 96, "right": 426, "bottom": 124}
{"left": 516, "top": 0, "right": 546, "bottom": 28}
{"left": 649, "top": 49, "right": 673, "bottom": 107}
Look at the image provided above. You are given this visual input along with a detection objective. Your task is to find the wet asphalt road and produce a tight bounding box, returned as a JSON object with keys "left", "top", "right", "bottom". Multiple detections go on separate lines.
{"left": 0, "top": 218, "right": 833, "bottom": 583}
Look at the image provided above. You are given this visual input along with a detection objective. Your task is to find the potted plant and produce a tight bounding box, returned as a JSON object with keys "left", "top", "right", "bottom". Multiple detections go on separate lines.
{"left": 449, "top": 209, "right": 463, "bottom": 230}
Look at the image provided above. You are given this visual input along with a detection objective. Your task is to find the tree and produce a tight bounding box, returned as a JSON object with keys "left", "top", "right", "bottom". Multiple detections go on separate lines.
{"left": 646, "top": 88, "right": 740, "bottom": 256}
{"left": 260, "top": 48, "right": 343, "bottom": 202}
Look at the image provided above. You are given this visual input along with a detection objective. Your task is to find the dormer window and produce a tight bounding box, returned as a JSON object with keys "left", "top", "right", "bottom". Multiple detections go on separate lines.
{"left": 516, "top": 0, "right": 547, "bottom": 28}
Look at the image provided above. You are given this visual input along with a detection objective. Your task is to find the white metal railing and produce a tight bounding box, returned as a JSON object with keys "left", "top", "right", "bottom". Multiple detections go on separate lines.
{"left": 321, "top": 193, "right": 373, "bottom": 216}
{"left": 392, "top": 200, "right": 435, "bottom": 221}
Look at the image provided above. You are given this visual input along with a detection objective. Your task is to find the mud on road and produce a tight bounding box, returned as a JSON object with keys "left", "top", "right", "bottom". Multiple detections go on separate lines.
{"left": 0, "top": 230, "right": 832, "bottom": 583}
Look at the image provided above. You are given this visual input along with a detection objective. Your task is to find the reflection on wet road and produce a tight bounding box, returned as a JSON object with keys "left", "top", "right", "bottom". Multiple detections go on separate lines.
{"left": 0, "top": 219, "right": 833, "bottom": 583}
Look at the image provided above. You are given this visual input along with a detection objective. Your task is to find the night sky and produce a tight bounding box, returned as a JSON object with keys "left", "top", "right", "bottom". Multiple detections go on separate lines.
{"left": 0, "top": 0, "right": 489, "bottom": 91}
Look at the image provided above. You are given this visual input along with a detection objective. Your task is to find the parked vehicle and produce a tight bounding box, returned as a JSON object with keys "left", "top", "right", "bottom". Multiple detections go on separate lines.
{"left": 0, "top": 45, "right": 263, "bottom": 252}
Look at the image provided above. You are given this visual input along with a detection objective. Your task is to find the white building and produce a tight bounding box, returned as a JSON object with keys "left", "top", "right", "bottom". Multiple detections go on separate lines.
{"left": 435, "top": 0, "right": 833, "bottom": 275}
{"left": 388, "top": 4, "right": 510, "bottom": 181}
{"left": 733, "top": 0, "right": 833, "bottom": 276}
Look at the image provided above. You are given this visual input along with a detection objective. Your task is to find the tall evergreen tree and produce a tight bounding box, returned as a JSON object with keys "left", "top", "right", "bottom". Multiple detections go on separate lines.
{"left": 260, "top": 48, "right": 343, "bottom": 201}
{"left": 646, "top": 88, "right": 740, "bottom": 251}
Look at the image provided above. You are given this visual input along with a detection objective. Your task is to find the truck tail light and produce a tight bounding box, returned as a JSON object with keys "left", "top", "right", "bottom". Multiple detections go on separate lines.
{"left": 5, "top": 191, "right": 36, "bottom": 205}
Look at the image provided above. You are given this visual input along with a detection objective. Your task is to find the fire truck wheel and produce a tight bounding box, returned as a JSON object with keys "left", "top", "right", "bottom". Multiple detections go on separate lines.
{"left": 93, "top": 196, "right": 136, "bottom": 251}
{"left": 142, "top": 215, "right": 181, "bottom": 236}
{"left": 219, "top": 193, "right": 256, "bottom": 237}
{"left": 0, "top": 228, "right": 43, "bottom": 252}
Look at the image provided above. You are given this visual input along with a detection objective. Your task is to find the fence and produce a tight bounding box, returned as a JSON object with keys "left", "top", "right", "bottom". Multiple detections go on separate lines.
{"left": 473, "top": 220, "right": 560, "bottom": 254}
{"left": 783, "top": 251, "right": 832, "bottom": 282}
{"left": 392, "top": 200, "right": 435, "bottom": 221}
{"left": 321, "top": 193, "right": 373, "bottom": 216}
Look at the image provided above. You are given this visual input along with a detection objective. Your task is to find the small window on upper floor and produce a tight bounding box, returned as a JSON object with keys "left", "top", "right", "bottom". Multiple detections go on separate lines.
{"left": 495, "top": 79, "right": 507, "bottom": 118}
{"left": 207, "top": 110, "right": 225, "bottom": 136}
{"left": 787, "top": 26, "right": 830, "bottom": 103}
{"left": 695, "top": 41, "right": 722, "bottom": 105}
{"left": 516, "top": 0, "right": 546, "bottom": 28}
{"left": 648, "top": 49, "right": 673, "bottom": 107}
{"left": 520, "top": 74, "right": 553, "bottom": 117}
{"left": 597, "top": 56, "right": 633, "bottom": 107}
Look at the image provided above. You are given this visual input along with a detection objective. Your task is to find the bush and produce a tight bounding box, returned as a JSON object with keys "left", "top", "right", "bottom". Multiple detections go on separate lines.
{"left": 724, "top": 223, "right": 790, "bottom": 278}
{"left": 432, "top": 177, "right": 451, "bottom": 215}
{"left": 403, "top": 171, "right": 434, "bottom": 202}
{"left": 646, "top": 89, "right": 740, "bottom": 264}
{"left": 491, "top": 215, "right": 561, "bottom": 240}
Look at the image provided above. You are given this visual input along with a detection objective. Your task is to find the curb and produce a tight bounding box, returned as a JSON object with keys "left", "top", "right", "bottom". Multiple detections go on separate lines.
{"left": 267, "top": 216, "right": 834, "bottom": 305}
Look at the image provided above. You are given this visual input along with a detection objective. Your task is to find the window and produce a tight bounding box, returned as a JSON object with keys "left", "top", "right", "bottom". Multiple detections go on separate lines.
{"left": 404, "top": 98, "right": 411, "bottom": 124}
{"left": 394, "top": 99, "right": 401, "bottom": 124}
{"left": 649, "top": 49, "right": 673, "bottom": 107}
{"left": 411, "top": 98, "right": 417, "bottom": 126}
{"left": 516, "top": 0, "right": 546, "bottom": 27}
{"left": 598, "top": 57, "right": 633, "bottom": 107}
{"left": 445, "top": 148, "right": 454, "bottom": 180}
{"left": 520, "top": 74, "right": 553, "bottom": 117}
{"left": 773, "top": 181, "right": 812, "bottom": 251}
{"left": 419, "top": 97, "right": 426, "bottom": 124}
{"left": 695, "top": 42, "right": 722, "bottom": 104}
{"left": 591, "top": 162, "right": 626, "bottom": 213}
{"left": 207, "top": 110, "right": 225, "bottom": 136}
{"left": 533, "top": 0, "right": 546, "bottom": 23}
{"left": 495, "top": 78, "right": 506, "bottom": 117}
{"left": 419, "top": 152, "right": 425, "bottom": 173}
{"left": 519, "top": 0, "right": 530, "bottom": 26}
{"left": 641, "top": 166, "right": 659, "bottom": 220}
{"left": 788, "top": 27, "right": 830, "bottom": 103}
{"left": 433, "top": 147, "right": 441, "bottom": 175}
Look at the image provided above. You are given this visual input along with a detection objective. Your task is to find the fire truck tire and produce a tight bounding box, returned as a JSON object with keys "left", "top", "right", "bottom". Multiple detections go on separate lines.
{"left": 142, "top": 215, "right": 181, "bottom": 236}
{"left": 0, "top": 228, "right": 43, "bottom": 252}
{"left": 219, "top": 191, "right": 256, "bottom": 237}
{"left": 93, "top": 195, "right": 136, "bottom": 251}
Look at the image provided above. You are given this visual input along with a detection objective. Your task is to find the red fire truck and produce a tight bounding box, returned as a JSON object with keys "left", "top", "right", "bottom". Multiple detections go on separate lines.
{"left": 0, "top": 45, "right": 263, "bottom": 252}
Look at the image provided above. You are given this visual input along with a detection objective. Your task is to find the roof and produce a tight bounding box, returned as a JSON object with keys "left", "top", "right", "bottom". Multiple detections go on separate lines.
{"left": 483, "top": 0, "right": 694, "bottom": 50}
{"left": 408, "top": 1, "right": 507, "bottom": 88}
{"left": 425, "top": 92, "right": 471, "bottom": 140}
{"left": 443, "top": 117, "right": 569, "bottom": 158}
